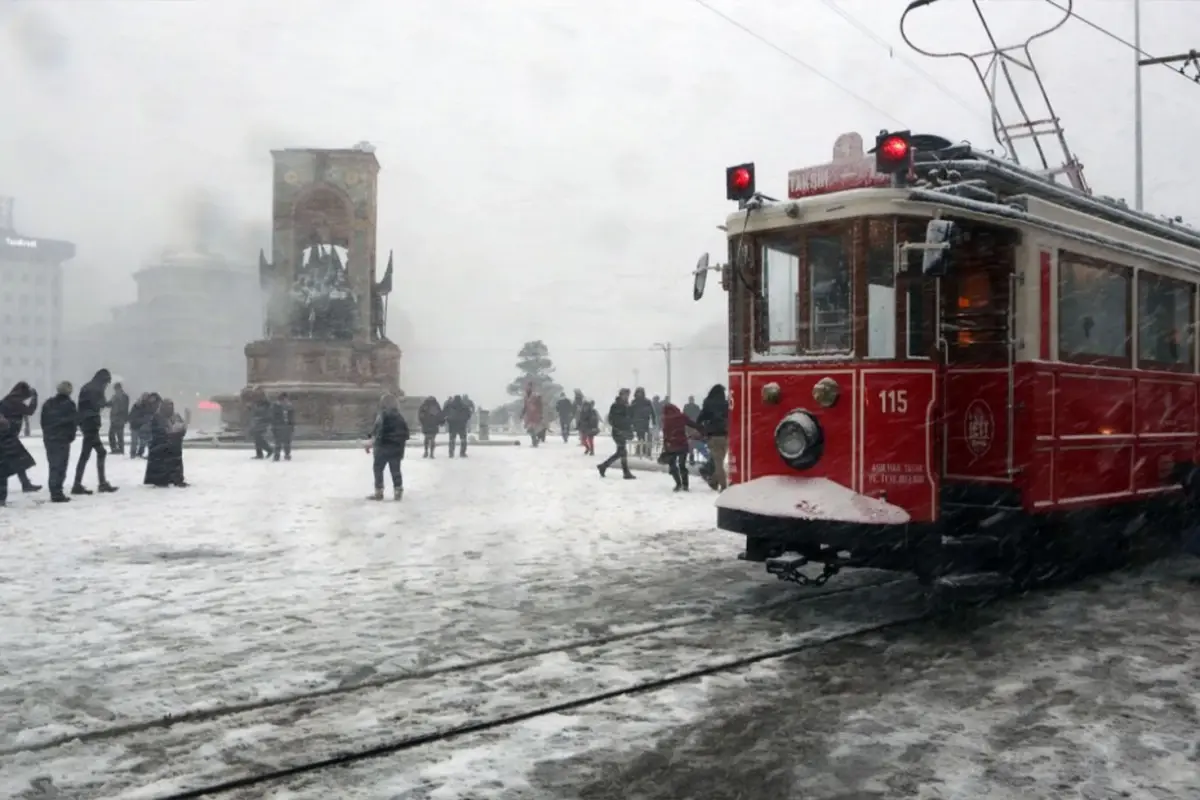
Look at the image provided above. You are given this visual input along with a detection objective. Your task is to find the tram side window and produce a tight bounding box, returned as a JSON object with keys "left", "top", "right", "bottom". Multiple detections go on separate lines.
{"left": 760, "top": 246, "right": 800, "bottom": 355}
{"left": 1137, "top": 272, "right": 1195, "bottom": 369}
{"left": 1059, "top": 254, "right": 1131, "bottom": 364}
{"left": 808, "top": 235, "right": 851, "bottom": 352}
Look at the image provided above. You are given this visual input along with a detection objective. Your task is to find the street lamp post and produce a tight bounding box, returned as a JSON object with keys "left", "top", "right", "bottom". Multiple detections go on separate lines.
{"left": 652, "top": 342, "right": 673, "bottom": 400}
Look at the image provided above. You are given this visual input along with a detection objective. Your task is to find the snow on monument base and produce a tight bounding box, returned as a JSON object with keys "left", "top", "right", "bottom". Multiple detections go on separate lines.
{"left": 213, "top": 338, "right": 424, "bottom": 440}
{"left": 716, "top": 475, "right": 911, "bottom": 526}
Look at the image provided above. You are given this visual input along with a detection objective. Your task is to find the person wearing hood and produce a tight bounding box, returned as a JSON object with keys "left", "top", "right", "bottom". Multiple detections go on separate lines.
{"left": 696, "top": 384, "right": 730, "bottom": 491}
{"left": 418, "top": 395, "right": 443, "bottom": 457}
{"left": 248, "top": 391, "right": 274, "bottom": 460}
{"left": 0, "top": 381, "right": 40, "bottom": 504}
{"left": 0, "top": 381, "right": 40, "bottom": 494}
{"left": 39, "top": 381, "right": 78, "bottom": 502}
{"left": 577, "top": 399, "right": 600, "bottom": 456}
{"left": 270, "top": 393, "right": 296, "bottom": 462}
{"left": 366, "top": 393, "right": 409, "bottom": 501}
{"left": 108, "top": 382, "right": 130, "bottom": 455}
{"left": 73, "top": 368, "right": 117, "bottom": 494}
{"left": 629, "top": 387, "right": 655, "bottom": 458}
{"left": 555, "top": 393, "right": 574, "bottom": 443}
{"left": 145, "top": 398, "right": 189, "bottom": 488}
{"left": 598, "top": 388, "right": 635, "bottom": 479}
{"left": 659, "top": 401, "right": 700, "bottom": 491}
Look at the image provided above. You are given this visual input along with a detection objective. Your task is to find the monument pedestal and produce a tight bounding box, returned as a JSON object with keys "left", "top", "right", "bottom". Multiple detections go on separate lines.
{"left": 215, "top": 338, "right": 422, "bottom": 439}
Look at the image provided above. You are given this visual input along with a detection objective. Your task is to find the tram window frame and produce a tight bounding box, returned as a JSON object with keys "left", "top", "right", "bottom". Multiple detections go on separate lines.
{"left": 1058, "top": 251, "right": 1132, "bottom": 367}
{"left": 1136, "top": 271, "right": 1196, "bottom": 373}
{"left": 749, "top": 221, "right": 855, "bottom": 359}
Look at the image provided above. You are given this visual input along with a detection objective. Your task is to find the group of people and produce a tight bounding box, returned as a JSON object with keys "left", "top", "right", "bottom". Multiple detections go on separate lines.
{"left": 595, "top": 384, "right": 729, "bottom": 491}
{"left": 245, "top": 390, "right": 297, "bottom": 461}
{"left": 416, "top": 394, "right": 476, "bottom": 458}
{"left": 0, "top": 368, "right": 192, "bottom": 506}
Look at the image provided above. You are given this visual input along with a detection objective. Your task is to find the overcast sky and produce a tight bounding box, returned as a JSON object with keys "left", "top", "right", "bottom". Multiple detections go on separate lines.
{"left": 2, "top": 0, "right": 1197, "bottom": 406}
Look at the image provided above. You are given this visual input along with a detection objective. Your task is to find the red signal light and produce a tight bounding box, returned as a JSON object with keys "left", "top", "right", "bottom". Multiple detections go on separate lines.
{"left": 725, "top": 162, "right": 756, "bottom": 202}
{"left": 879, "top": 136, "right": 909, "bottom": 162}
{"left": 731, "top": 167, "right": 752, "bottom": 190}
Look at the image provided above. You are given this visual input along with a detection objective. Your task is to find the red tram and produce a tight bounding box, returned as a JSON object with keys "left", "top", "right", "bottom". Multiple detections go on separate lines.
{"left": 693, "top": 131, "right": 1200, "bottom": 588}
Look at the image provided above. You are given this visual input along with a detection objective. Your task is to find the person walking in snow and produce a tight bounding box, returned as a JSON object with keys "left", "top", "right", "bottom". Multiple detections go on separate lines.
{"left": 682, "top": 394, "right": 701, "bottom": 464}
{"left": 659, "top": 400, "right": 698, "bottom": 492}
{"left": 522, "top": 383, "right": 546, "bottom": 448}
{"left": 107, "top": 382, "right": 130, "bottom": 455}
{"left": 418, "top": 395, "right": 443, "bottom": 458}
{"left": 696, "top": 384, "right": 730, "bottom": 491}
{"left": 73, "top": 368, "right": 117, "bottom": 495}
{"left": 577, "top": 399, "right": 600, "bottom": 456}
{"left": 629, "top": 387, "right": 655, "bottom": 458}
{"left": 597, "top": 388, "right": 635, "bottom": 479}
{"left": 0, "top": 381, "right": 40, "bottom": 495}
{"left": 248, "top": 391, "right": 274, "bottom": 460}
{"left": 445, "top": 395, "right": 471, "bottom": 458}
{"left": 366, "top": 393, "right": 409, "bottom": 501}
{"left": 128, "top": 392, "right": 153, "bottom": 458}
{"left": 270, "top": 393, "right": 295, "bottom": 461}
{"left": 40, "top": 381, "right": 77, "bottom": 503}
{"left": 144, "top": 398, "right": 189, "bottom": 488}
{"left": 555, "top": 393, "right": 574, "bottom": 443}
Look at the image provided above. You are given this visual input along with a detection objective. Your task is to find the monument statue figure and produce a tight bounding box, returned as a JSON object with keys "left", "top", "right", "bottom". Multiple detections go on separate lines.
{"left": 371, "top": 251, "right": 394, "bottom": 342}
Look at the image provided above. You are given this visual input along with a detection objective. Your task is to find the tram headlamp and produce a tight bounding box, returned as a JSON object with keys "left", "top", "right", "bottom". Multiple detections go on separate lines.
{"left": 774, "top": 409, "right": 824, "bottom": 471}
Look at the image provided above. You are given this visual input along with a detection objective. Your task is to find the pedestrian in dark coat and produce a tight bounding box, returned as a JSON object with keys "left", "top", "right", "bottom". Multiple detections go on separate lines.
{"left": 629, "top": 387, "right": 655, "bottom": 458}
{"left": 577, "top": 399, "right": 600, "bottom": 456}
{"left": 0, "top": 381, "right": 40, "bottom": 496}
{"left": 696, "top": 384, "right": 730, "bottom": 491}
{"left": 659, "top": 402, "right": 697, "bottom": 491}
{"left": 39, "top": 381, "right": 77, "bottom": 502}
{"left": 555, "top": 394, "right": 574, "bottom": 443}
{"left": 597, "top": 388, "right": 635, "bottom": 479}
{"left": 127, "top": 393, "right": 148, "bottom": 458}
{"left": 145, "top": 399, "right": 188, "bottom": 487}
{"left": 366, "top": 393, "right": 409, "bottom": 500}
{"left": 418, "top": 396, "right": 443, "bottom": 458}
{"left": 108, "top": 382, "right": 130, "bottom": 455}
{"left": 270, "top": 393, "right": 296, "bottom": 461}
{"left": 682, "top": 395, "right": 702, "bottom": 464}
{"left": 445, "top": 395, "right": 471, "bottom": 458}
{"left": 73, "top": 368, "right": 117, "bottom": 494}
{"left": 248, "top": 393, "right": 274, "bottom": 460}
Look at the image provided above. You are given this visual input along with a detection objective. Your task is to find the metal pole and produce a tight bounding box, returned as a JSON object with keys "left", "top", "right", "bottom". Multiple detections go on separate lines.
{"left": 1134, "top": 0, "right": 1144, "bottom": 211}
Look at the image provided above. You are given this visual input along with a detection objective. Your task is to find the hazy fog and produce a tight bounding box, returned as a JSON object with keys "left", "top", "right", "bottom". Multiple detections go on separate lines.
{"left": 2, "top": 0, "right": 1196, "bottom": 406}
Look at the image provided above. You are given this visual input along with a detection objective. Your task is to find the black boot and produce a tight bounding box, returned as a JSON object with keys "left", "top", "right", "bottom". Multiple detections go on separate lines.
{"left": 71, "top": 484, "right": 93, "bottom": 495}
{"left": 50, "top": 493, "right": 70, "bottom": 503}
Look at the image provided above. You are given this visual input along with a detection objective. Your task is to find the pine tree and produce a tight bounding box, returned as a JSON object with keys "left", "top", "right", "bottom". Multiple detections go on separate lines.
{"left": 506, "top": 340, "right": 563, "bottom": 401}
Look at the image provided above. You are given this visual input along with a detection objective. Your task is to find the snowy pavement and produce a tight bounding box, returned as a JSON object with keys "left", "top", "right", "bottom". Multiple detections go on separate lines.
{"left": 1, "top": 442, "right": 900, "bottom": 798}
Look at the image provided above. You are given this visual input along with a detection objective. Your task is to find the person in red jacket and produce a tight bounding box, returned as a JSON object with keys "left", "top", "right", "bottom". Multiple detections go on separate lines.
{"left": 659, "top": 401, "right": 697, "bottom": 491}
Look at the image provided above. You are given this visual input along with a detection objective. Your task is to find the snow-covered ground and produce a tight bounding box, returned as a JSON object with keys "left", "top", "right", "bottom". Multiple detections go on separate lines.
{"left": 2, "top": 442, "right": 898, "bottom": 798}
{"left": 6, "top": 443, "right": 1200, "bottom": 799}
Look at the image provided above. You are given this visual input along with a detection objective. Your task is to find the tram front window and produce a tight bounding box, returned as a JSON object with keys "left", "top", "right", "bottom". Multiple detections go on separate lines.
{"left": 755, "top": 228, "right": 852, "bottom": 356}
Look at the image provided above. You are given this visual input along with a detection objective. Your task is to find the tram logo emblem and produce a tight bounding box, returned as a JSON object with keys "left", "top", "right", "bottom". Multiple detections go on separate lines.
{"left": 965, "top": 400, "right": 994, "bottom": 458}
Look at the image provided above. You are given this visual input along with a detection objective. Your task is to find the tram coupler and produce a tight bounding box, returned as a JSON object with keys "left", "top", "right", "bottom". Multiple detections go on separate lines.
{"left": 764, "top": 554, "right": 842, "bottom": 587}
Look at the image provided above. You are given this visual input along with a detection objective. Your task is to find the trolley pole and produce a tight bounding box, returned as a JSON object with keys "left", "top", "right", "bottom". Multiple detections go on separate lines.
{"left": 1133, "top": 0, "right": 1143, "bottom": 211}
{"left": 652, "top": 342, "right": 673, "bottom": 400}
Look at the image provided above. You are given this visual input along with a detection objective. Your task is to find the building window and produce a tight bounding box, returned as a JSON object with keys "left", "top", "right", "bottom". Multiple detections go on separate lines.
{"left": 1138, "top": 272, "right": 1195, "bottom": 370}
{"left": 1059, "top": 253, "right": 1131, "bottom": 365}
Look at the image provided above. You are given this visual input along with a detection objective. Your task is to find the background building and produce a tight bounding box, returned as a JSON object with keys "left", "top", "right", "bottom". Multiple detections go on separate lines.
{"left": 0, "top": 197, "right": 75, "bottom": 395}
{"left": 61, "top": 249, "right": 261, "bottom": 410}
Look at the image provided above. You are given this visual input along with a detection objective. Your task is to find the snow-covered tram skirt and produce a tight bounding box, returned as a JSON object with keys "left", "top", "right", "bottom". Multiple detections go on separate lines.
{"left": 715, "top": 476, "right": 912, "bottom": 526}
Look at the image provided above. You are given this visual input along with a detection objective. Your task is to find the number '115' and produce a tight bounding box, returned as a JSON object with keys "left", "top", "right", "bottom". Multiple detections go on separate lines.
{"left": 879, "top": 389, "right": 908, "bottom": 414}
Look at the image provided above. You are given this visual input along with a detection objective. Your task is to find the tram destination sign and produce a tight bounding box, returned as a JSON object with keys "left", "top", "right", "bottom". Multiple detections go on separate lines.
{"left": 787, "top": 131, "right": 892, "bottom": 199}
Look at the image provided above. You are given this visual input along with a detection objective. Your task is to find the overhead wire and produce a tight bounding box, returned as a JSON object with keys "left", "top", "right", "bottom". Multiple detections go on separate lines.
{"left": 684, "top": 0, "right": 905, "bottom": 126}
{"left": 1043, "top": 0, "right": 1200, "bottom": 86}
{"left": 815, "top": 0, "right": 987, "bottom": 123}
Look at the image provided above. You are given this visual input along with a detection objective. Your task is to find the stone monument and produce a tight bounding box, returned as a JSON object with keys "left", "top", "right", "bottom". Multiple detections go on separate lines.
{"left": 215, "top": 144, "right": 419, "bottom": 438}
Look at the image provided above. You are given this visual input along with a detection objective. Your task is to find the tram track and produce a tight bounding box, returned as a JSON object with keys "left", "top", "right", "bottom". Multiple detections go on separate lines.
{"left": 2, "top": 578, "right": 923, "bottom": 800}
{"left": 0, "top": 573, "right": 902, "bottom": 761}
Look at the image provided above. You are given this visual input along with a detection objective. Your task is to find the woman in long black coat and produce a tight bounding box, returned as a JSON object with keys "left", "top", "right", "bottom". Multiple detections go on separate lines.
{"left": 0, "top": 382, "right": 40, "bottom": 502}
{"left": 144, "top": 398, "right": 189, "bottom": 488}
